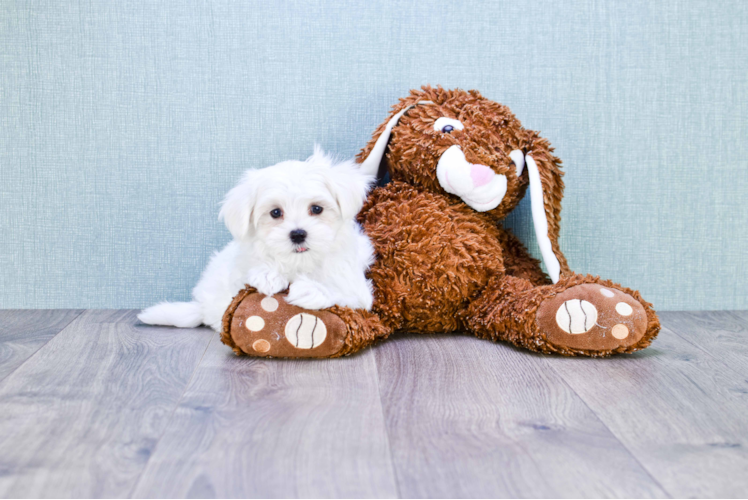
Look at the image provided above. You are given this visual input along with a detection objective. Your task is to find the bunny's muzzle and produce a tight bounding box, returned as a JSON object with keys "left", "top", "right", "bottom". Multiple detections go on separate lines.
{"left": 435, "top": 145, "right": 508, "bottom": 212}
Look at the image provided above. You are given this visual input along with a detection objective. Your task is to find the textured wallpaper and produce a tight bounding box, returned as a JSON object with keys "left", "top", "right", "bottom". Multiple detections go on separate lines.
{"left": 1, "top": 0, "right": 746, "bottom": 310}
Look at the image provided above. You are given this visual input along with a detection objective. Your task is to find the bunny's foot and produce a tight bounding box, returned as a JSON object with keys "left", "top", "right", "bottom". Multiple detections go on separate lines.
{"left": 221, "top": 286, "right": 390, "bottom": 358}
{"left": 536, "top": 282, "right": 652, "bottom": 353}
{"left": 467, "top": 274, "right": 660, "bottom": 356}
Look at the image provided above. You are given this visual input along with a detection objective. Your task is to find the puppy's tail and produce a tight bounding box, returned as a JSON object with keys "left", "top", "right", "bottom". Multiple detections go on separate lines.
{"left": 137, "top": 301, "right": 203, "bottom": 328}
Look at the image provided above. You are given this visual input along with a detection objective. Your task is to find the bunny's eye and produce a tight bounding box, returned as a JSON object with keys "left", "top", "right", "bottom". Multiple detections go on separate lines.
{"left": 434, "top": 117, "right": 464, "bottom": 134}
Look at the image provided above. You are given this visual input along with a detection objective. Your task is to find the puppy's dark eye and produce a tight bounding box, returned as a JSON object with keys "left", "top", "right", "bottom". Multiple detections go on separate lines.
{"left": 441, "top": 125, "right": 454, "bottom": 133}
{"left": 310, "top": 205, "right": 324, "bottom": 215}
{"left": 270, "top": 208, "right": 283, "bottom": 219}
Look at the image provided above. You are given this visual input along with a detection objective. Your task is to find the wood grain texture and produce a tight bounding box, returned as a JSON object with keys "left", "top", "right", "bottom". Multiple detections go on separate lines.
{"left": 1, "top": 310, "right": 746, "bottom": 498}
{"left": 660, "top": 310, "right": 748, "bottom": 373}
{"left": 0, "top": 310, "right": 213, "bottom": 498}
{"left": 0, "top": 310, "right": 83, "bottom": 381}
{"left": 132, "top": 336, "right": 398, "bottom": 498}
{"left": 543, "top": 324, "right": 748, "bottom": 498}
{"left": 374, "top": 333, "right": 667, "bottom": 498}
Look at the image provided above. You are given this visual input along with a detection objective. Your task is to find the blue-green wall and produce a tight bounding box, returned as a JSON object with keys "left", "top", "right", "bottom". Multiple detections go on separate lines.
{"left": 1, "top": 0, "right": 746, "bottom": 310}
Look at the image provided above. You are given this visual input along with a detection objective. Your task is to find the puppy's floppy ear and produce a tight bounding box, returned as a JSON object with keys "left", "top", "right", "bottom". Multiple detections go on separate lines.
{"left": 325, "top": 159, "right": 376, "bottom": 220}
{"left": 219, "top": 169, "right": 260, "bottom": 240}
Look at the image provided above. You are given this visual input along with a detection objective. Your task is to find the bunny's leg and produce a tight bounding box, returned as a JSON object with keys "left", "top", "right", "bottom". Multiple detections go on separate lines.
{"left": 465, "top": 274, "right": 660, "bottom": 356}
{"left": 221, "top": 286, "right": 392, "bottom": 358}
{"left": 496, "top": 227, "right": 551, "bottom": 286}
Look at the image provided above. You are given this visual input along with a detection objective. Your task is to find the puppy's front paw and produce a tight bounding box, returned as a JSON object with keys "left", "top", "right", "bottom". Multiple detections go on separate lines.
{"left": 246, "top": 268, "right": 289, "bottom": 296}
{"left": 286, "top": 280, "right": 335, "bottom": 310}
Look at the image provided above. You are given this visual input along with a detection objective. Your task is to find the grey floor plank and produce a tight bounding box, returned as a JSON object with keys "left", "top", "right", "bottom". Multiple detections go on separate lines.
{"left": 0, "top": 310, "right": 83, "bottom": 381}
{"left": 543, "top": 322, "right": 748, "bottom": 498}
{"left": 3, "top": 310, "right": 746, "bottom": 498}
{"left": 659, "top": 310, "right": 748, "bottom": 373}
{"left": 0, "top": 310, "right": 214, "bottom": 498}
{"left": 374, "top": 333, "right": 668, "bottom": 498}
{"left": 133, "top": 335, "right": 398, "bottom": 498}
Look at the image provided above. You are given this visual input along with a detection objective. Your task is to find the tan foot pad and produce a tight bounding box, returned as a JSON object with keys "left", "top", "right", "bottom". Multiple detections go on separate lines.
{"left": 536, "top": 283, "right": 648, "bottom": 352}
{"left": 229, "top": 294, "right": 347, "bottom": 358}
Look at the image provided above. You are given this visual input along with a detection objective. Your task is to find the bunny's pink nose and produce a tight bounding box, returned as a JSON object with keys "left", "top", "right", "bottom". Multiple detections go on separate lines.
{"left": 470, "top": 163, "right": 494, "bottom": 187}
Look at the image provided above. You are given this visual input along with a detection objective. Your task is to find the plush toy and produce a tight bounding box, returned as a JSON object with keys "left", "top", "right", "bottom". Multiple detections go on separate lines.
{"left": 222, "top": 86, "right": 660, "bottom": 358}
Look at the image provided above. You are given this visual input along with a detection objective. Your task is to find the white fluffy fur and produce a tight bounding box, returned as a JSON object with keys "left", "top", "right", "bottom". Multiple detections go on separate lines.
{"left": 138, "top": 147, "right": 376, "bottom": 332}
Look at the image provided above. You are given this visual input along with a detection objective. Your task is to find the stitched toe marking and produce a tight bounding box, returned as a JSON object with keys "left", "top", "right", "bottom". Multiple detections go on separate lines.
{"left": 285, "top": 313, "right": 327, "bottom": 349}
{"left": 261, "top": 297, "right": 279, "bottom": 312}
{"left": 612, "top": 324, "right": 629, "bottom": 339}
{"left": 252, "top": 339, "right": 271, "bottom": 352}
{"left": 555, "top": 299, "right": 598, "bottom": 334}
{"left": 245, "top": 316, "right": 265, "bottom": 332}
{"left": 615, "top": 302, "right": 633, "bottom": 316}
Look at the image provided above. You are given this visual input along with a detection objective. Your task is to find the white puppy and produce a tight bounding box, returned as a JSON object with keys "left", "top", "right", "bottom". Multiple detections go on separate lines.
{"left": 138, "top": 147, "right": 376, "bottom": 332}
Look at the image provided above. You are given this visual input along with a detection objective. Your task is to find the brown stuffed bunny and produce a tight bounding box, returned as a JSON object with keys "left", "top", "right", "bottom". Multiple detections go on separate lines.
{"left": 222, "top": 86, "right": 660, "bottom": 358}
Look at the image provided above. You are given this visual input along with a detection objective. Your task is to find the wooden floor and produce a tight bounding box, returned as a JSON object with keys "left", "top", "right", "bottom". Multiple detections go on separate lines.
{"left": 0, "top": 310, "right": 747, "bottom": 498}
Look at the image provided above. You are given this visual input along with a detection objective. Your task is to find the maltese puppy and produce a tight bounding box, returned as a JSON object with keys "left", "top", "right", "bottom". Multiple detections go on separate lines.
{"left": 138, "top": 147, "right": 376, "bottom": 332}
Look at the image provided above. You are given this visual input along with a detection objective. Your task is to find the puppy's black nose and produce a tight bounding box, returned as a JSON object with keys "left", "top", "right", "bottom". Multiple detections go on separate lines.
{"left": 290, "top": 229, "right": 307, "bottom": 244}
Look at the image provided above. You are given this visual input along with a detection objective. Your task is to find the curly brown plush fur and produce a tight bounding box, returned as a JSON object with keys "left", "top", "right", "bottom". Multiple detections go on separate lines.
{"left": 222, "top": 86, "right": 660, "bottom": 357}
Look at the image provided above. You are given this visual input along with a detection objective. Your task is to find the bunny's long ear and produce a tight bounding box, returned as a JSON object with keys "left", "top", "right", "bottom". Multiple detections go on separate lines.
{"left": 358, "top": 101, "right": 433, "bottom": 180}
{"left": 510, "top": 148, "right": 571, "bottom": 284}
